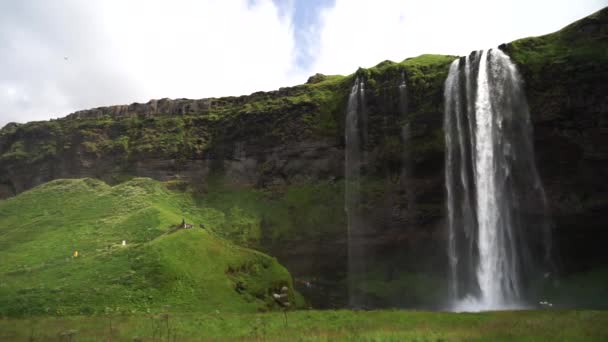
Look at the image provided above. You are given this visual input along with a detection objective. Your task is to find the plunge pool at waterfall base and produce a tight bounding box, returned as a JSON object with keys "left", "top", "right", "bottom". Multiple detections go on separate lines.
{"left": 447, "top": 296, "right": 533, "bottom": 312}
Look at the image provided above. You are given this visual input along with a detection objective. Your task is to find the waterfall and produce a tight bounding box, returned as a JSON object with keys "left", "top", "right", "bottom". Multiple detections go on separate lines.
{"left": 345, "top": 76, "right": 367, "bottom": 307}
{"left": 399, "top": 71, "right": 408, "bottom": 112}
{"left": 444, "top": 49, "right": 552, "bottom": 311}
{"left": 399, "top": 72, "right": 414, "bottom": 211}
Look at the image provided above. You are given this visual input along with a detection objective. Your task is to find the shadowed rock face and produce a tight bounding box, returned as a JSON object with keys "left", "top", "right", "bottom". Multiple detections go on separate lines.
{"left": 1, "top": 8, "right": 607, "bottom": 309}
{"left": 502, "top": 8, "right": 608, "bottom": 279}
{"left": 0, "top": 95, "right": 347, "bottom": 193}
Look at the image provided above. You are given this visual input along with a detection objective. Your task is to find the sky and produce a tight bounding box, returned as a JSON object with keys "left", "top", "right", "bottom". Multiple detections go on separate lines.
{"left": 0, "top": 0, "right": 606, "bottom": 127}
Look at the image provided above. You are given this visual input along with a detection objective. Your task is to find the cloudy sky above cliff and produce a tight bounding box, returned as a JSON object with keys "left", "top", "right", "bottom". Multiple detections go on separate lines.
{"left": 1, "top": 0, "right": 606, "bottom": 127}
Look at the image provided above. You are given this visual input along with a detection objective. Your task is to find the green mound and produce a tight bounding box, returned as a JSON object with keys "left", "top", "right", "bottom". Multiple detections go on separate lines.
{"left": 0, "top": 178, "right": 301, "bottom": 316}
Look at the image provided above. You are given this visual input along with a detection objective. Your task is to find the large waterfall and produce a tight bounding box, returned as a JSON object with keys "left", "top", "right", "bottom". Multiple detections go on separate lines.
{"left": 345, "top": 76, "right": 367, "bottom": 307}
{"left": 444, "top": 49, "right": 552, "bottom": 311}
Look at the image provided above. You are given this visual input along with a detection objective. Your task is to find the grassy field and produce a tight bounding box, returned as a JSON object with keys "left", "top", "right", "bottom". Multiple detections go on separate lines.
{"left": 2, "top": 178, "right": 607, "bottom": 340}
{"left": 0, "top": 178, "right": 302, "bottom": 316}
{"left": 1, "top": 309, "right": 607, "bottom": 341}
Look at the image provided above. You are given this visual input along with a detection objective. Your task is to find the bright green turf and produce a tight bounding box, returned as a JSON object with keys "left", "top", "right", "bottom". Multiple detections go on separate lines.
{"left": 0, "top": 178, "right": 301, "bottom": 316}
{"left": 1, "top": 309, "right": 607, "bottom": 341}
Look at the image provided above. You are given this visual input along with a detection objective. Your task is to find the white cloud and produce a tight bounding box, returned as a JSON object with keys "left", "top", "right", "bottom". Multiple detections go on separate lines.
{"left": 0, "top": 0, "right": 303, "bottom": 127}
{"left": 98, "top": 0, "right": 301, "bottom": 99}
{"left": 311, "top": 0, "right": 607, "bottom": 75}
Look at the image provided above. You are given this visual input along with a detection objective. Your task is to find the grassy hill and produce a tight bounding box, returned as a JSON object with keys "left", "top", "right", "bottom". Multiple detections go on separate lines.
{"left": 0, "top": 178, "right": 302, "bottom": 316}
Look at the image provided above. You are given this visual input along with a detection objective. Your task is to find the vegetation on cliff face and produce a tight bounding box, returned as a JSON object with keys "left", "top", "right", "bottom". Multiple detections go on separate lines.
{"left": 0, "top": 7, "right": 606, "bottom": 312}
{"left": 504, "top": 7, "right": 607, "bottom": 124}
{"left": 0, "top": 178, "right": 302, "bottom": 317}
{"left": 502, "top": 7, "right": 608, "bottom": 280}
{"left": 0, "top": 52, "right": 456, "bottom": 183}
{"left": 195, "top": 177, "right": 346, "bottom": 246}
{"left": 507, "top": 8, "right": 607, "bottom": 71}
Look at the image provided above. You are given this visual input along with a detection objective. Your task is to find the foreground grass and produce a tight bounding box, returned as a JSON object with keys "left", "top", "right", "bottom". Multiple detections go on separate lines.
{"left": 1, "top": 310, "right": 607, "bottom": 341}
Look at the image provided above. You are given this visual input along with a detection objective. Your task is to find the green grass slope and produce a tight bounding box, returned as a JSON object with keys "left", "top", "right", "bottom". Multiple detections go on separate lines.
{"left": 0, "top": 178, "right": 301, "bottom": 316}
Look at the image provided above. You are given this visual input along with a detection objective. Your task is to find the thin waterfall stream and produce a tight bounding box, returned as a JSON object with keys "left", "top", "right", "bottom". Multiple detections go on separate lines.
{"left": 345, "top": 76, "right": 367, "bottom": 307}
{"left": 399, "top": 72, "right": 414, "bottom": 212}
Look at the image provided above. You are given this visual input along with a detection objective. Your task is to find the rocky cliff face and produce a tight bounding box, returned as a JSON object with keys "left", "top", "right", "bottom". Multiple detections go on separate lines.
{"left": 1, "top": 8, "right": 606, "bottom": 308}
{"left": 503, "top": 9, "right": 608, "bottom": 279}
{"left": 0, "top": 82, "right": 347, "bottom": 194}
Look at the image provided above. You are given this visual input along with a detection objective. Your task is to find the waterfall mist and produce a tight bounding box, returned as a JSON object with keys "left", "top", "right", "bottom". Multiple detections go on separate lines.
{"left": 444, "top": 49, "right": 553, "bottom": 311}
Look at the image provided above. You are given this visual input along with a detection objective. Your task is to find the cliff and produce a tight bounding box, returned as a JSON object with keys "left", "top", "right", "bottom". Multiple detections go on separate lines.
{"left": 1, "top": 7, "right": 606, "bottom": 308}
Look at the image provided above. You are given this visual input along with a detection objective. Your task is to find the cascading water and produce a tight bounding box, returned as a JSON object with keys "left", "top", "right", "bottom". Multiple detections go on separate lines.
{"left": 399, "top": 71, "right": 408, "bottom": 112}
{"left": 345, "top": 76, "right": 367, "bottom": 307}
{"left": 444, "top": 49, "right": 552, "bottom": 311}
{"left": 399, "top": 72, "right": 414, "bottom": 211}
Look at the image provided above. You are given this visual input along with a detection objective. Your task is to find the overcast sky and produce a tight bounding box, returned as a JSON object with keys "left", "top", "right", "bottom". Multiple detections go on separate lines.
{"left": 1, "top": 0, "right": 606, "bottom": 127}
